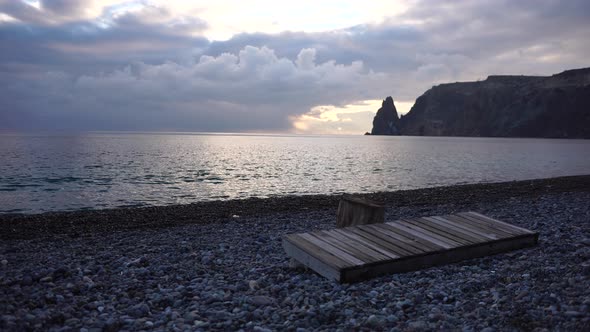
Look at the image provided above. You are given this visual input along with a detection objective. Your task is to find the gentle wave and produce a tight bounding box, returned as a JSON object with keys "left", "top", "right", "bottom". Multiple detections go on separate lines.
{"left": 0, "top": 133, "right": 589, "bottom": 213}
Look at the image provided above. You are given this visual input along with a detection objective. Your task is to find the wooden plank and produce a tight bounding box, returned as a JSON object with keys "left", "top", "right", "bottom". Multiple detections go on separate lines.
{"left": 314, "top": 231, "right": 379, "bottom": 263}
{"left": 404, "top": 218, "right": 476, "bottom": 245}
{"left": 299, "top": 233, "right": 366, "bottom": 266}
{"left": 318, "top": 230, "right": 389, "bottom": 263}
{"left": 283, "top": 234, "right": 350, "bottom": 269}
{"left": 443, "top": 215, "right": 510, "bottom": 239}
{"left": 390, "top": 220, "right": 462, "bottom": 248}
{"left": 440, "top": 215, "right": 502, "bottom": 240}
{"left": 370, "top": 223, "right": 444, "bottom": 252}
{"left": 414, "top": 217, "right": 483, "bottom": 243}
{"left": 466, "top": 212, "right": 535, "bottom": 235}
{"left": 351, "top": 225, "right": 428, "bottom": 255}
{"left": 428, "top": 215, "right": 496, "bottom": 240}
{"left": 359, "top": 224, "right": 421, "bottom": 255}
{"left": 456, "top": 213, "right": 524, "bottom": 236}
{"left": 346, "top": 227, "right": 416, "bottom": 257}
{"left": 449, "top": 214, "right": 516, "bottom": 238}
{"left": 341, "top": 233, "right": 538, "bottom": 283}
{"left": 282, "top": 237, "right": 341, "bottom": 281}
{"left": 336, "top": 196, "right": 384, "bottom": 228}
{"left": 332, "top": 229, "right": 400, "bottom": 259}
{"left": 422, "top": 216, "right": 490, "bottom": 243}
{"left": 382, "top": 221, "right": 457, "bottom": 249}
{"left": 362, "top": 224, "right": 435, "bottom": 254}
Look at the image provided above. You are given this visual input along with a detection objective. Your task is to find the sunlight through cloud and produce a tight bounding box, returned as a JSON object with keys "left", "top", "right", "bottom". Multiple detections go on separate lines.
{"left": 291, "top": 99, "right": 414, "bottom": 135}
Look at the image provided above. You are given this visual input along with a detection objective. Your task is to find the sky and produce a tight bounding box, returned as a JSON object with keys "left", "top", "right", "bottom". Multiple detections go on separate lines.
{"left": 0, "top": 0, "right": 588, "bottom": 134}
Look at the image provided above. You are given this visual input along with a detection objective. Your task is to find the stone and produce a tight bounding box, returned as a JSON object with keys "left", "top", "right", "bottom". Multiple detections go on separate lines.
{"left": 248, "top": 280, "right": 259, "bottom": 291}
{"left": 103, "top": 318, "right": 121, "bottom": 332}
{"left": 253, "top": 326, "right": 272, "bottom": 332}
{"left": 22, "top": 275, "right": 33, "bottom": 285}
{"left": 250, "top": 296, "right": 274, "bottom": 306}
{"left": 407, "top": 320, "right": 428, "bottom": 330}
{"left": 396, "top": 299, "right": 413, "bottom": 310}
{"left": 366, "top": 314, "right": 385, "bottom": 328}
{"left": 564, "top": 311, "right": 583, "bottom": 317}
{"left": 194, "top": 320, "right": 209, "bottom": 328}
{"left": 64, "top": 318, "right": 80, "bottom": 326}
{"left": 184, "top": 310, "right": 199, "bottom": 322}
{"left": 131, "top": 303, "right": 150, "bottom": 317}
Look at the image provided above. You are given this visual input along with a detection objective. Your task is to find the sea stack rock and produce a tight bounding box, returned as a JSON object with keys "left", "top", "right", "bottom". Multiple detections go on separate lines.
{"left": 370, "top": 96, "right": 401, "bottom": 135}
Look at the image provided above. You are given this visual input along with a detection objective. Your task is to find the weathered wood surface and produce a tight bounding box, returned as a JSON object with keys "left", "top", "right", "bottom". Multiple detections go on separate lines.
{"left": 283, "top": 211, "right": 539, "bottom": 283}
{"left": 336, "top": 196, "right": 385, "bottom": 228}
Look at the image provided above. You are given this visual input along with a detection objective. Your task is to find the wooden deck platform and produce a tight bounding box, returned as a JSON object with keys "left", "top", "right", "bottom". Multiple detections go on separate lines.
{"left": 283, "top": 212, "right": 539, "bottom": 283}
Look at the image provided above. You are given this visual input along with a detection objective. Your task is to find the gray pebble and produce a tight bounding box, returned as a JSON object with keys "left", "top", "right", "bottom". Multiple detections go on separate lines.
{"left": 0, "top": 189, "right": 589, "bottom": 331}
{"left": 250, "top": 295, "right": 274, "bottom": 306}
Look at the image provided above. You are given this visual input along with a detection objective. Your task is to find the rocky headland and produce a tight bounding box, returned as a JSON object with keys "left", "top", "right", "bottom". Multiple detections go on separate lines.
{"left": 369, "top": 67, "right": 590, "bottom": 138}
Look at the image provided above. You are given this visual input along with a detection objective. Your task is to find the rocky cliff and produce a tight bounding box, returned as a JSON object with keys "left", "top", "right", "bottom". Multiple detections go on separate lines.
{"left": 370, "top": 68, "right": 590, "bottom": 138}
{"left": 370, "top": 96, "right": 401, "bottom": 135}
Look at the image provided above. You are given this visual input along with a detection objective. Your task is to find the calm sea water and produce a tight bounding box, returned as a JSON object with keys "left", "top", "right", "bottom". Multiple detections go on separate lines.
{"left": 1, "top": 133, "right": 589, "bottom": 214}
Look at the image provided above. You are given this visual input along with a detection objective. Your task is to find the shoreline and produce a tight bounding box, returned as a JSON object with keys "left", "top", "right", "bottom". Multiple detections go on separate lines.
{"left": 1, "top": 174, "right": 590, "bottom": 240}
{"left": 1, "top": 175, "right": 589, "bottom": 330}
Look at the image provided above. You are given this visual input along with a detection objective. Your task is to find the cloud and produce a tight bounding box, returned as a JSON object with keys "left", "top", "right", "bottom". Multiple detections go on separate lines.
{"left": 201, "top": 0, "right": 590, "bottom": 109}
{"left": 1, "top": 46, "right": 384, "bottom": 131}
{"left": 291, "top": 100, "right": 382, "bottom": 135}
{"left": 0, "top": 0, "right": 94, "bottom": 24}
{"left": 42, "top": 0, "right": 87, "bottom": 17}
{"left": 0, "top": 0, "right": 589, "bottom": 133}
{"left": 292, "top": 99, "right": 415, "bottom": 135}
{"left": 0, "top": 2, "right": 208, "bottom": 76}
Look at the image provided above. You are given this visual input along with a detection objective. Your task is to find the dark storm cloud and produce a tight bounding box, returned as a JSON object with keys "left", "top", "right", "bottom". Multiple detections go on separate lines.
{"left": 0, "top": 0, "right": 93, "bottom": 24}
{"left": 0, "top": 2, "right": 208, "bottom": 74}
{"left": 400, "top": 0, "right": 590, "bottom": 57}
{"left": 0, "top": 0, "right": 43, "bottom": 23}
{"left": 0, "top": 0, "right": 588, "bottom": 132}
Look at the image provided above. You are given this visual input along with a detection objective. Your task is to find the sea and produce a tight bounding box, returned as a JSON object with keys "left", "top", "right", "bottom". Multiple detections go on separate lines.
{"left": 1, "top": 132, "right": 589, "bottom": 214}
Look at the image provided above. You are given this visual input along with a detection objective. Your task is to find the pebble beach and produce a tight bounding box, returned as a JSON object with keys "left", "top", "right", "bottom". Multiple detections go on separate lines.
{"left": 1, "top": 175, "right": 589, "bottom": 331}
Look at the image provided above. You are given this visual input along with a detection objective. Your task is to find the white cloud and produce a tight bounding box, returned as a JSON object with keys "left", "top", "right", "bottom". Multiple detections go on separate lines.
{"left": 0, "top": 12, "right": 18, "bottom": 22}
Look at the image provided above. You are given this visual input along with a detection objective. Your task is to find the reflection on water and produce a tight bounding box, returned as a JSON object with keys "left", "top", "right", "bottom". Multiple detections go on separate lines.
{"left": 1, "top": 133, "right": 589, "bottom": 213}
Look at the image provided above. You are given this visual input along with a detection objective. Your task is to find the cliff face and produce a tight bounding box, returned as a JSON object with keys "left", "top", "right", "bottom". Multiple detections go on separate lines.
{"left": 370, "top": 96, "right": 401, "bottom": 135}
{"left": 372, "top": 68, "right": 590, "bottom": 138}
